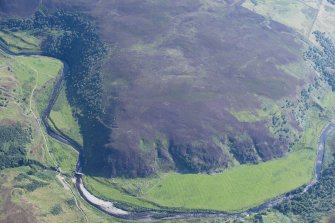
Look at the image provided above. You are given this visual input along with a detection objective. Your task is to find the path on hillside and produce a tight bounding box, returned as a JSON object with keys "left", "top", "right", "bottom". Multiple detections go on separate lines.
{"left": 0, "top": 45, "right": 88, "bottom": 222}
{"left": 1, "top": 44, "right": 334, "bottom": 221}
{"left": 307, "top": 0, "right": 324, "bottom": 40}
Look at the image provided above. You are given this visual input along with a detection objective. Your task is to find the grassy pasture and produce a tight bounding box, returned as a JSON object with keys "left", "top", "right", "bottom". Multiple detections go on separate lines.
{"left": 86, "top": 148, "right": 315, "bottom": 212}
{"left": 0, "top": 45, "right": 64, "bottom": 166}
{"left": 141, "top": 149, "right": 314, "bottom": 212}
{"left": 48, "top": 137, "right": 78, "bottom": 173}
{"left": 14, "top": 56, "right": 62, "bottom": 86}
{"left": 243, "top": 0, "right": 318, "bottom": 37}
{"left": 50, "top": 87, "right": 83, "bottom": 145}
{"left": 310, "top": 0, "right": 335, "bottom": 41}
{"left": 243, "top": 0, "right": 335, "bottom": 42}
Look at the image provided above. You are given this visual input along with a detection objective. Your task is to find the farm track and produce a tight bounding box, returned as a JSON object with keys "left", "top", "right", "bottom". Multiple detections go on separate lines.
{"left": 307, "top": 0, "right": 324, "bottom": 40}
{"left": 1, "top": 43, "right": 334, "bottom": 221}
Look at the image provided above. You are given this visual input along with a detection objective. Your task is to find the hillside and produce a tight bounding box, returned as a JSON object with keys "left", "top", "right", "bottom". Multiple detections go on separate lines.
{"left": 19, "top": 0, "right": 317, "bottom": 178}
{"left": 2, "top": 0, "right": 335, "bottom": 221}
{"left": 0, "top": 28, "right": 118, "bottom": 222}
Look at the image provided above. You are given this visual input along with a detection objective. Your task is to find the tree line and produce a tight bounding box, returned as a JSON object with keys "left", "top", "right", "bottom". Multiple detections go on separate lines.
{"left": 273, "top": 32, "right": 335, "bottom": 222}
{"left": 0, "top": 10, "right": 108, "bottom": 120}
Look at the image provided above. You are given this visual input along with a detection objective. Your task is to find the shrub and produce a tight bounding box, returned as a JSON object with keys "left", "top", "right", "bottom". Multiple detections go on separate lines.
{"left": 50, "top": 204, "right": 63, "bottom": 215}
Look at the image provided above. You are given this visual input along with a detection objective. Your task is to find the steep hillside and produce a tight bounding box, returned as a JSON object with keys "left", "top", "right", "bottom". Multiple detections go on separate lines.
{"left": 0, "top": 0, "right": 319, "bottom": 178}
{"left": 55, "top": 0, "right": 312, "bottom": 177}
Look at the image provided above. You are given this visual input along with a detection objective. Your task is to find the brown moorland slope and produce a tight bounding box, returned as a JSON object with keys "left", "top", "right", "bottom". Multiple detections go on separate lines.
{"left": 0, "top": 0, "right": 315, "bottom": 177}
{"left": 0, "top": 0, "right": 40, "bottom": 17}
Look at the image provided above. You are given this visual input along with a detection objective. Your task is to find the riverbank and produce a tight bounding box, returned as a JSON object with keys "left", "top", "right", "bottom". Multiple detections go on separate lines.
{"left": 1, "top": 40, "right": 334, "bottom": 221}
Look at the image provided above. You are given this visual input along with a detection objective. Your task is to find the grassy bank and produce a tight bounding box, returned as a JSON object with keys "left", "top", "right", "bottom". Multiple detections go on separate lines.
{"left": 0, "top": 32, "right": 115, "bottom": 222}
{"left": 49, "top": 87, "right": 83, "bottom": 145}
{"left": 86, "top": 148, "right": 315, "bottom": 212}
{"left": 83, "top": 85, "right": 334, "bottom": 213}
{"left": 0, "top": 30, "right": 41, "bottom": 53}
{"left": 142, "top": 150, "right": 314, "bottom": 212}
{"left": 0, "top": 46, "right": 62, "bottom": 165}
{"left": 83, "top": 176, "right": 161, "bottom": 210}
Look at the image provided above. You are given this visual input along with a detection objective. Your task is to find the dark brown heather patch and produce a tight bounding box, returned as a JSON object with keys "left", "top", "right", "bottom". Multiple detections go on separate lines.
{"left": 9, "top": 0, "right": 311, "bottom": 177}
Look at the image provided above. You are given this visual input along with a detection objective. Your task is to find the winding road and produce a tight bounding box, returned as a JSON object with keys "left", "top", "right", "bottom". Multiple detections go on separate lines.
{"left": 1, "top": 43, "right": 335, "bottom": 221}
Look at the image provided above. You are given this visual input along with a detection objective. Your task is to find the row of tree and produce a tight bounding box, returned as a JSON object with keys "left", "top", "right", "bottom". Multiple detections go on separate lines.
{"left": 275, "top": 154, "right": 335, "bottom": 221}
{"left": 273, "top": 32, "right": 335, "bottom": 222}
{"left": 304, "top": 31, "right": 335, "bottom": 90}
{"left": 0, "top": 10, "right": 111, "bottom": 174}
{"left": 0, "top": 10, "right": 108, "bottom": 120}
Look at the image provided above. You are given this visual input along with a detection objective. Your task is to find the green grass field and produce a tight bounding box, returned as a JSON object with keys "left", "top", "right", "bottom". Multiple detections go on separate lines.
{"left": 48, "top": 137, "right": 78, "bottom": 173}
{"left": 243, "top": 0, "right": 335, "bottom": 42}
{"left": 142, "top": 149, "right": 314, "bottom": 211}
{"left": 0, "top": 48, "right": 63, "bottom": 165}
{"left": 242, "top": 0, "right": 318, "bottom": 37}
{"left": 87, "top": 149, "right": 315, "bottom": 212}
{"left": 14, "top": 55, "right": 62, "bottom": 86}
{"left": 49, "top": 87, "right": 83, "bottom": 145}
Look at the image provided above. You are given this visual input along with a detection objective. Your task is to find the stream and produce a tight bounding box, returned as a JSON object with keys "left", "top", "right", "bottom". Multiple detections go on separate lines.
{"left": 1, "top": 43, "right": 334, "bottom": 221}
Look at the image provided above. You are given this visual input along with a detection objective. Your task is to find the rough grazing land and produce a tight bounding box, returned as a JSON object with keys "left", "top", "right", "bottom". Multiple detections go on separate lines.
{"left": 18, "top": 0, "right": 314, "bottom": 177}
{"left": 0, "top": 31, "right": 116, "bottom": 222}
{"left": 243, "top": 0, "right": 335, "bottom": 41}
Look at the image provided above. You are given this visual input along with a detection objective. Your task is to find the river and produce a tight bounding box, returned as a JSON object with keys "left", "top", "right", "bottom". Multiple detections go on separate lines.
{"left": 1, "top": 43, "right": 334, "bottom": 221}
